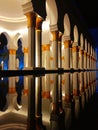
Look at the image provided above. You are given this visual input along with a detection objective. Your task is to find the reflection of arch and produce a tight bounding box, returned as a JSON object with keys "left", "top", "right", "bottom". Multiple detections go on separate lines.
{"left": 63, "top": 14, "right": 71, "bottom": 36}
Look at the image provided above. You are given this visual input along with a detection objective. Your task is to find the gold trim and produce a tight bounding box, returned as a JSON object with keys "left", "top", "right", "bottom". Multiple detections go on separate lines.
{"left": 72, "top": 46, "right": 78, "bottom": 52}
{"left": 25, "top": 12, "right": 36, "bottom": 27}
{"left": 9, "top": 49, "right": 16, "bottom": 54}
{"left": 24, "top": 47, "right": 28, "bottom": 53}
{"left": 64, "top": 40, "right": 71, "bottom": 48}
{"left": 42, "top": 44, "right": 50, "bottom": 51}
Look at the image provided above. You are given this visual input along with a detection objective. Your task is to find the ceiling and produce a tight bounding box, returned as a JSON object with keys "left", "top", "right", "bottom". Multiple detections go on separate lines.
{"left": 0, "top": 0, "right": 26, "bottom": 31}
{"left": 0, "top": 0, "right": 24, "bottom": 20}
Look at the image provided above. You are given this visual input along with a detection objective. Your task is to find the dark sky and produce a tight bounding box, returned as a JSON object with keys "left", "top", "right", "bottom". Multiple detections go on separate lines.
{"left": 73, "top": 0, "right": 98, "bottom": 49}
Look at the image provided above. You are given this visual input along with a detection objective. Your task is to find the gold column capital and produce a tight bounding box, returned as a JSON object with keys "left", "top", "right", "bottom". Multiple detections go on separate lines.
{"left": 36, "top": 15, "right": 43, "bottom": 30}
{"left": 25, "top": 12, "right": 36, "bottom": 28}
{"left": 24, "top": 47, "right": 28, "bottom": 53}
{"left": 9, "top": 49, "right": 16, "bottom": 54}
{"left": 51, "top": 31, "right": 59, "bottom": 41}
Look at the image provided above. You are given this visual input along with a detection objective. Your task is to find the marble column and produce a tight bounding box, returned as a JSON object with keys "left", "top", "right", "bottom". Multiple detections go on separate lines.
{"left": 35, "top": 15, "right": 46, "bottom": 129}
{"left": 22, "top": 2, "right": 36, "bottom": 129}
{"left": 8, "top": 49, "right": 16, "bottom": 97}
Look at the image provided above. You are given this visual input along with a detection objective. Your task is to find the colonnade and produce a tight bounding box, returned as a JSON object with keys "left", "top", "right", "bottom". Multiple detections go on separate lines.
{"left": 20, "top": 1, "right": 97, "bottom": 130}
{"left": 0, "top": 1, "right": 97, "bottom": 130}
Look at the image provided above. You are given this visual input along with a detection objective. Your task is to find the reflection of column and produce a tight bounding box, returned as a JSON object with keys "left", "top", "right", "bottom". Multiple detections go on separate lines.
{"left": 84, "top": 39, "right": 88, "bottom": 103}
{"left": 79, "top": 72, "right": 85, "bottom": 109}
{"left": 72, "top": 42, "right": 80, "bottom": 119}
{"left": 90, "top": 46, "right": 93, "bottom": 96}
{"left": 87, "top": 43, "right": 91, "bottom": 99}
{"left": 9, "top": 77, "right": 16, "bottom": 94}
{"left": 49, "top": 25, "right": 60, "bottom": 130}
{"left": 27, "top": 76, "right": 36, "bottom": 130}
{"left": 92, "top": 49, "right": 96, "bottom": 95}
{"left": 61, "top": 72, "right": 73, "bottom": 130}
{"left": 23, "top": 76, "right": 29, "bottom": 96}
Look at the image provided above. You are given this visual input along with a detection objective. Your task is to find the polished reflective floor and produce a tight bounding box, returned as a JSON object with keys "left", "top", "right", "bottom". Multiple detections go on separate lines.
{"left": 0, "top": 72, "right": 97, "bottom": 130}
{"left": 70, "top": 91, "right": 98, "bottom": 130}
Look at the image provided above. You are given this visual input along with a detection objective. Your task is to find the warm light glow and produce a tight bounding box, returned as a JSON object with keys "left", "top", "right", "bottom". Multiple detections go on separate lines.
{"left": 62, "top": 44, "right": 64, "bottom": 50}
{"left": 0, "top": 16, "right": 26, "bottom": 23}
{"left": 0, "top": 27, "right": 28, "bottom": 36}
{"left": 42, "top": 19, "right": 50, "bottom": 31}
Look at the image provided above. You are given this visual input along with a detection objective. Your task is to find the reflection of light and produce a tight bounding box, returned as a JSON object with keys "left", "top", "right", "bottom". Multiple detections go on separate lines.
{"left": 50, "top": 45, "right": 52, "bottom": 51}
{"left": 50, "top": 90, "right": 52, "bottom": 97}
{"left": 16, "top": 103, "right": 22, "bottom": 110}
{"left": 1, "top": 77, "right": 3, "bottom": 80}
{"left": 62, "top": 44, "right": 64, "bottom": 50}
{"left": 1, "top": 61, "right": 4, "bottom": 70}
{"left": 62, "top": 92, "right": 65, "bottom": 97}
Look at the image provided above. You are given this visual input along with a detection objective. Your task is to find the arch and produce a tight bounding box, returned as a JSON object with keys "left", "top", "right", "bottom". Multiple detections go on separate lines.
{"left": 80, "top": 33, "right": 84, "bottom": 49}
{"left": 63, "top": 13, "right": 71, "bottom": 36}
{"left": 85, "top": 38, "right": 87, "bottom": 51}
{"left": 42, "top": 18, "right": 50, "bottom": 44}
{"left": 0, "top": 32, "right": 10, "bottom": 49}
{"left": 14, "top": 33, "right": 24, "bottom": 70}
{"left": 73, "top": 25, "right": 79, "bottom": 43}
{"left": 46, "top": 0, "right": 58, "bottom": 27}
{"left": 13, "top": 33, "right": 23, "bottom": 49}
{"left": 0, "top": 32, "right": 10, "bottom": 70}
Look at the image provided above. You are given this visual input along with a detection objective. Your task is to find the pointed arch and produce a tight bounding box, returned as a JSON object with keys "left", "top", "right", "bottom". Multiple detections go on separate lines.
{"left": 46, "top": 0, "right": 58, "bottom": 27}
{"left": 73, "top": 25, "right": 79, "bottom": 43}
{"left": 80, "top": 33, "right": 84, "bottom": 49}
{"left": 63, "top": 13, "right": 71, "bottom": 36}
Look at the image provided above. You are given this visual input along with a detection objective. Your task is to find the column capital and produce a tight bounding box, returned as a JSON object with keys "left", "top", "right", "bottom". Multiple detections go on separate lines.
{"left": 25, "top": 12, "right": 36, "bottom": 28}
{"left": 22, "top": 2, "right": 36, "bottom": 28}
{"left": 62, "top": 35, "right": 70, "bottom": 42}
{"left": 72, "top": 42, "right": 78, "bottom": 47}
{"left": 36, "top": 15, "right": 43, "bottom": 30}
{"left": 50, "top": 24, "right": 58, "bottom": 32}
{"left": 58, "top": 32, "right": 62, "bottom": 43}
